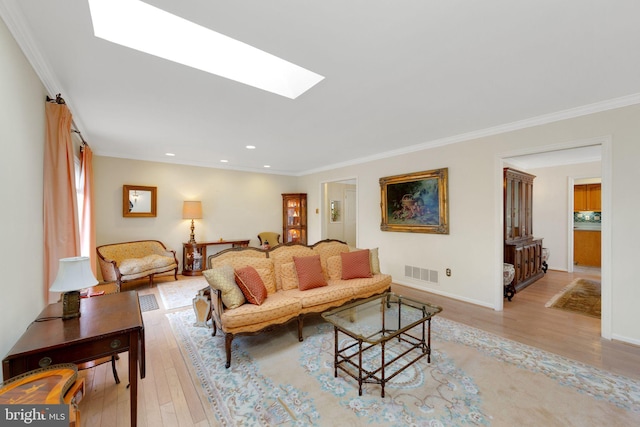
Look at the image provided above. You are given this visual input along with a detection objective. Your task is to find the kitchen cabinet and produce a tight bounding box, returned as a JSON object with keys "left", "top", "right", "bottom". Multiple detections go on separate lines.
{"left": 503, "top": 168, "right": 544, "bottom": 291}
{"left": 574, "top": 230, "right": 601, "bottom": 267}
{"left": 574, "top": 184, "right": 601, "bottom": 211}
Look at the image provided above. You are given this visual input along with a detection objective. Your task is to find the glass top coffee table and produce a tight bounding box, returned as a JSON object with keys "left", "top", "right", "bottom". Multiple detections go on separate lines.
{"left": 322, "top": 292, "right": 442, "bottom": 397}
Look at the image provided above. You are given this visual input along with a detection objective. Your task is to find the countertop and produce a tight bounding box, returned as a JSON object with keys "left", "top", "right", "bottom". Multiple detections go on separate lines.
{"left": 574, "top": 224, "right": 601, "bottom": 231}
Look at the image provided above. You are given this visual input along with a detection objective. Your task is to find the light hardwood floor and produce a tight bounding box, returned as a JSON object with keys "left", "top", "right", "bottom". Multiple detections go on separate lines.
{"left": 77, "top": 270, "right": 640, "bottom": 426}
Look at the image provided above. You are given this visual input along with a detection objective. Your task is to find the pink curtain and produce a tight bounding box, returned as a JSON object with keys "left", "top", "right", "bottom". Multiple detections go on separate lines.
{"left": 44, "top": 102, "right": 81, "bottom": 302}
{"left": 80, "top": 144, "right": 96, "bottom": 276}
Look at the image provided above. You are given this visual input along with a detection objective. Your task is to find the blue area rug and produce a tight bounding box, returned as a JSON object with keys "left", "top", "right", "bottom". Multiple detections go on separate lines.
{"left": 167, "top": 310, "right": 640, "bottom": 426}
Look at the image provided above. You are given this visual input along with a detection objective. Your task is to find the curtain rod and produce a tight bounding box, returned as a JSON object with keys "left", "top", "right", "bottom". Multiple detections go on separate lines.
{"left": 46, "top": 94, "right": 89, "bottom": 147}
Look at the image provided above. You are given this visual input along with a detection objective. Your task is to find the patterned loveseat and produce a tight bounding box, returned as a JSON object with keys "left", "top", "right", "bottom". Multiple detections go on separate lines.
{"left": 97, "top": 240, "right": 178, "bottom": 291}
{"left": 204, "top": 239, "right": 392, "bottom": 368}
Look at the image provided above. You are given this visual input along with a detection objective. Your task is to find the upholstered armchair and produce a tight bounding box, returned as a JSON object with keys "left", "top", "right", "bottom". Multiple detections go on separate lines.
{"left": 257, "top": 232, "right": 280, "bottom": 247}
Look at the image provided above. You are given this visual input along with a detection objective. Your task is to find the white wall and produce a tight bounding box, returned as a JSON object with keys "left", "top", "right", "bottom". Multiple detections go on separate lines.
{"left": 300, "top": 104, "right": 640, "bottom": 345}
{"left": 0, "top": 18, "right": 47, "bottom": 369}
{"left": 528, "top": 161, "right": 601, "bottom": 271}
{"left": 93, "top": 156, "right": 299, "bottom": 276}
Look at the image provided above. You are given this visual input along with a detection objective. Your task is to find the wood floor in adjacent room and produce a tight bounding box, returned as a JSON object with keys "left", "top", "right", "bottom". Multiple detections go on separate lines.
{"left": 77, "top": 270, "right": 640, "bottom": 426}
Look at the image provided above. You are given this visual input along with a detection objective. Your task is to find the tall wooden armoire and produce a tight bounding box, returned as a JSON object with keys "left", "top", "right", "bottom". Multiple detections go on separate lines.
{"left": 504, "top": 168, "right": 544, "bottom": 291}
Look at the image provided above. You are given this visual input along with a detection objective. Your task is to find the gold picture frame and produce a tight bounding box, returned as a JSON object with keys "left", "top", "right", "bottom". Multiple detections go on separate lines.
{"left": 380, "top": 168, "right": 449, "bottom": 234}
{"left": 123, "top": 185, "right": 157, "bottom": 217}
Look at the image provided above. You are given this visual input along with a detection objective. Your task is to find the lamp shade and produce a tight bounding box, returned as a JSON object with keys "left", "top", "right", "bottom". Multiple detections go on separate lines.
{"left": 50, "top": 256, "right": 98, "bottom": 292}
{"left": 182, "top": 201, "right": 203, "bottom": 219}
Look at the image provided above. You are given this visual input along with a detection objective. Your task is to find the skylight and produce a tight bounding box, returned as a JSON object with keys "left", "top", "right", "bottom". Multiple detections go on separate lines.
{"left": 87, "top": 0, "right": 324, "bottom": 99}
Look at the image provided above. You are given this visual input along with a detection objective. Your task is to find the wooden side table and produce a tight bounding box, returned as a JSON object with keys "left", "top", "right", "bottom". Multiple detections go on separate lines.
{"left": 182, "top": 239, "right": 250, "bottom": 275}
{"left": 2, "top": 292, "right": 145, "bottom": 427}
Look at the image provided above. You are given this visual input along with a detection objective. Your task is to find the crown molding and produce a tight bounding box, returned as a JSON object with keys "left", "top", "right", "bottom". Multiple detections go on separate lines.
{"left": 0, "top": 1, "right": 60, "bottom": 95}
{"left": 302, "top": 93, "right": 640, "bottom": 176}
{"left": 0, "top": 1, "right": 87, "bottom": 133}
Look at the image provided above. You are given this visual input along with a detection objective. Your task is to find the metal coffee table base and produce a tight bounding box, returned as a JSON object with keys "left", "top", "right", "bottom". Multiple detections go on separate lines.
{"left": 331, "top": 317, "right": 433, "bottom": 398}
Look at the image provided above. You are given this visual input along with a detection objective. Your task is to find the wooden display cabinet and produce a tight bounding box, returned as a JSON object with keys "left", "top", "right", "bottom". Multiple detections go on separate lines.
{"left": 282, "top": 193, "right": 307, "bottom": 245}
{"left": 183, "top": 243, "right": 205, "bottom": 276}
{"left": 182, "top": 240, "right": 250, "bottom": 275}
{"left": 504, "top": 168, "right": 545, "bottom": 291}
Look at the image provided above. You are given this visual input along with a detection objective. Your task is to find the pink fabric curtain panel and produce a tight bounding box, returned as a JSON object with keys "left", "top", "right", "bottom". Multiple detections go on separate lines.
{"left": 44, "top": 102, "right": 81, "bottom": 302}
{"left": 80, "top": 144, "right": 97, "bottom": 276}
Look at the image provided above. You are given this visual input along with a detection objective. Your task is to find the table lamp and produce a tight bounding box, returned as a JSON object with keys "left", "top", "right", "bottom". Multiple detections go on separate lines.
{"left": 49, "top": 256, "right": 98, "bottom": 320}
{"left": 182, "top": 200, "right": 203, "bottom": 244}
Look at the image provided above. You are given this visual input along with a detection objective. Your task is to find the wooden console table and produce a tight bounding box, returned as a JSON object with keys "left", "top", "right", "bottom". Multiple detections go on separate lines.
{"left": 2, "top": 291, "right": 145, "bottom": 427}
{"left": 183, "top": 239, "right": 250, "bottom": 275}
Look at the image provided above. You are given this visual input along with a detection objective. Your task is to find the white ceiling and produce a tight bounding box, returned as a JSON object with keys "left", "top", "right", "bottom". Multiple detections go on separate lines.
{"left": 2, "top": 0, "right": 639, "bottom": 175}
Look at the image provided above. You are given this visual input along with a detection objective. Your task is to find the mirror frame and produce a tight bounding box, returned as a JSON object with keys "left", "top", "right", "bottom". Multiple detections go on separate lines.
{"left": 123, "top": 185, "right": 157, "bottom": 217}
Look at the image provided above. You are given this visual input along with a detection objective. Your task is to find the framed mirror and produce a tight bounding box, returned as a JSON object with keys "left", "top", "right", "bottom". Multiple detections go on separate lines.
{"left": 330, "top": 200, "right": 341, "bottom": 223}
{"left": 123, "top": 185, "right": 157, "bottom": 217}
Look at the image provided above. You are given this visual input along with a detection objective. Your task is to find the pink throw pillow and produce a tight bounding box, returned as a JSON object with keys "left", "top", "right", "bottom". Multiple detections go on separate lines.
{"left": 235, "top": 266, "right": 268, "bottom": 305}
{"left": 293, "top": 255, "right": 328, "bottom": 291}
{"left": 341, "top": 250, "right": 372, "bottom": 279}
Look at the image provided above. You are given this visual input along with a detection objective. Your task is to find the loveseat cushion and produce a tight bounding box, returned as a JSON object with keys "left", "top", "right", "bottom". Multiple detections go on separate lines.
{"left": 329, "top": 274, "right": 393, "bottom": 299}
{"left": 340, "top": 249, "right": 372, "bottom": 279}
{"left": 203, "top": 265, "right": 245, "bottom": 309}
{"left": 214, "top": 257, "right": 276, "bottom": 294}
{"left": 281, "top": 282, "right": 353, "bottom": 309}
{"left": 293, "top": 255, "right": 328, "bottom": 290}
{"left": 235, "top": 266, "right": 268, "bottom": 305}
{"left": 367, "top": 247, "right": 381, "bottom": 274}
{"left": 279, "top": 262, "right": 299, "bottom": 291}
{"left": 328, "top": 248, "right": 381, "bottom": 279}
{"left": 118, "top": 254, "right": 176, "bottom": 275}
{"left": 220, "top": 292, "right": 301, "bottom": 330}
{"left": 270, "top": 246, "right": 316, "bottom": 290}
{"left": 312, "top": 240, "right": 350, "bottom": 279}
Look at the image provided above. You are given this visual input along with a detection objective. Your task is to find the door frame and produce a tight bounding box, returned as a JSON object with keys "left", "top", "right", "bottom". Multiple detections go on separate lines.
{"left": 319, "top": 177, "right": 358, "bottom": 244}
{"left": 495, "top": 135, "right": 612, "bottom": 339}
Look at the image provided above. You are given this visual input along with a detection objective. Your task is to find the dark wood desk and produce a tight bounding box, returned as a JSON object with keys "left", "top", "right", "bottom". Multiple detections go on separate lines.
{"left": 2, "top": 291, "right": 145, "bottom": 427}
{"left": 183, "top": 239, "right": 250, "bottom": 275}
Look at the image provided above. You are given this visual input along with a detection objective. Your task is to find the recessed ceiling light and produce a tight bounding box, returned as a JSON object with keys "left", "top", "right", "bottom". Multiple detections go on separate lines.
{"left": 220, "top": 159, "right": 229, "bottom": 163}
{"left": 165, "top": 152, "right": 175, "bottom": 156}
{"left": 87, "top": 0, "right": 324, "bottom": 99}
{"left": 264, "top": 165, "right": 271, "bottom": 168}
{"left": 246, "top": 145, "right": 256, "bottom": 150}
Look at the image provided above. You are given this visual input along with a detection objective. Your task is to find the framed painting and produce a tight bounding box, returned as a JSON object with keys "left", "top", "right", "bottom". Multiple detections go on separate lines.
{"left": 380, "top": 168, "right": 449, "bottom": 234}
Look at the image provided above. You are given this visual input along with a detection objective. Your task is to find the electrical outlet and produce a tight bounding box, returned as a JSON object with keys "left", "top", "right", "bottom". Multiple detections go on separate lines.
{"left": 446, "top": 268, "right": 451, "bottom": 277}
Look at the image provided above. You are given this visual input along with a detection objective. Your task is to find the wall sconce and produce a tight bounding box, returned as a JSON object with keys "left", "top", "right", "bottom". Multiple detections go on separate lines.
{"left": 182, "top": 201, "right": 203, "bottom": 244}
{"left": 49, "top": 257, "right": 98, "bottom": 320}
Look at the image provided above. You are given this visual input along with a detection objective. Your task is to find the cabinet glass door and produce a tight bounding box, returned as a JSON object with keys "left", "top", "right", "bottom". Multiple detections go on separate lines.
{"left": 512, "top": 181, "right": 520, "bottom": 238}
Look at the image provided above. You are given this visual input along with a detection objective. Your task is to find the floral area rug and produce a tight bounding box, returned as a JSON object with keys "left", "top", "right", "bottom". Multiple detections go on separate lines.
{"left": 166, "top": 310, "right": 640, "bottom": 426}
{"left": 157, "top": 276, "right": 209, "bottom": 309}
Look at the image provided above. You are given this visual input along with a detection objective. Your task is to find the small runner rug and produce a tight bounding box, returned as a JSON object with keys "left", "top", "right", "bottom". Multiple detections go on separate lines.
{"left": 167, "top": 310, "right": 640, "bottom": 426}
{"left": 545, "top": 278, "right": 601, "bottom": 318}
{"left": 138, "top": 294, "right": 159, "bottom": 312}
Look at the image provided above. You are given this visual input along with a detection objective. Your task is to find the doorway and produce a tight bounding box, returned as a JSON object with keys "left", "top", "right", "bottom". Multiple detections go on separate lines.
{"left": 572, "top": 177, "right": 602, "bottom": 272}
{"left": 499, "top": 137, "right": 611, "bottom": 339}
{"left": 321, "top": 178, "right": 357, "bottom": 246}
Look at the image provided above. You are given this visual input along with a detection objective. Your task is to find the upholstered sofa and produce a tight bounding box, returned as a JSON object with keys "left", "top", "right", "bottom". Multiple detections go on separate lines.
{"left": 96, "top": 240, "right": 178, "bottom": 291}
{"left": 203, "top": 239, "right": 392, "bottom": 368}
